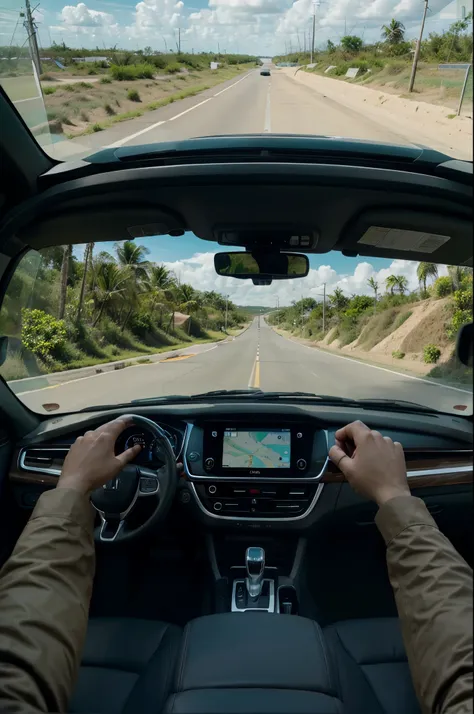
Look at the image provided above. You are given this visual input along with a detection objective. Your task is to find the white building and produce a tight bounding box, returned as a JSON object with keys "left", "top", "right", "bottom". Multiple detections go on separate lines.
{"left": 437, "top": 0, "right": 472, "bottom": 20}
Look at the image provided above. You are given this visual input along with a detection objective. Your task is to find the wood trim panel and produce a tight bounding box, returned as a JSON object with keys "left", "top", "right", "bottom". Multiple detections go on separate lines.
{"left": 322, "top": 450, "right": 473, "bottom": 488}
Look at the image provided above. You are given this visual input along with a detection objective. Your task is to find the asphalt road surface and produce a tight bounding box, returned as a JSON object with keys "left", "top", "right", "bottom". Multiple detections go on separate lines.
{"left": 17, "top": 319, "right": 472, "bottom": 415}
{"left": 55, "top": 67, "right": 419, "bottom": 160}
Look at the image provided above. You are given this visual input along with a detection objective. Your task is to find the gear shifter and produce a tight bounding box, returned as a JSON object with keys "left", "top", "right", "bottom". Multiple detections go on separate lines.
{"left": 245, "top": 546, "right": 265, "bottom": 599}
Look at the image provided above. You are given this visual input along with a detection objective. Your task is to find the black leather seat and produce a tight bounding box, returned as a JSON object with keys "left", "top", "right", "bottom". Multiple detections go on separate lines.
{"left": 69, "top": 618, "right": 182, "bottom": 714}
{"left": 323, "top": 618, "right": 420, "bottom": 714}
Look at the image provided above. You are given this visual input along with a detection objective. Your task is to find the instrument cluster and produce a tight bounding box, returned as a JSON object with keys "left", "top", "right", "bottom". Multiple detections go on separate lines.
{"left": 115, "top": 422, "right": 184, "bottom": 467}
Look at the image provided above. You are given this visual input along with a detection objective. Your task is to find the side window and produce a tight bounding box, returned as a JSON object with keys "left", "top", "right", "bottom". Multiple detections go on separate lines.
{"left": 0, "top": 247, "right": 65, "bottom": 382}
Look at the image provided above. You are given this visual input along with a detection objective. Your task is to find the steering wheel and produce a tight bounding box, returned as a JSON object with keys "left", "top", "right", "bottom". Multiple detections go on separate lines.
{"left": 90, "top": 415, "right": 177, "bottom": 544}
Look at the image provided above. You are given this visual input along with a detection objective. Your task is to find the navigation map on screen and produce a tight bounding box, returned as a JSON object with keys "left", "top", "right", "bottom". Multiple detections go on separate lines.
{"left": 222, "top": 429, "right": 291, "bottom": 469}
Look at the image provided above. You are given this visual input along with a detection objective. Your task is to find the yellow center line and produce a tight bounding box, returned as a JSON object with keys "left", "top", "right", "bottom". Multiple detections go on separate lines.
{"left": 253, "top": 358, "right": 261, "bottom": 388}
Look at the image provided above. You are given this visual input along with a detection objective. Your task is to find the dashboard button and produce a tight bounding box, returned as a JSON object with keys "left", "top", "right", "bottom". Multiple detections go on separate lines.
{"left": 208, "top": 484, "right": 217, "bottom": 495}
{"left": 297, "top": 458, "right": 307, "bottom": 470}
{"left": 205, "top": 457, "right": 215, "bottom": 470}
{"left": 179, "top": 490, "right": 191, "bottom": 504}
{"left": 297, "top": 432, "right": 303, "bottom": 439}
{"left": 188, "top": 451, "right": 200, "bottom": 462}
{"left": 213, "top": 502, "right": 223, "bottom": 512}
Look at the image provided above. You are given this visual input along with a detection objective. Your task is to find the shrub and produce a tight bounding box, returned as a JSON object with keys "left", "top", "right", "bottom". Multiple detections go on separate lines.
{"left": 100, "top": 76, "right": 112, "bottom": 84}
{"left": 453, "top": 288, "right": 472, "bottom": 311}
{"left": 21, "top": 308, "right": 67, "bottom": 360}
{"left": 43, "top": 86, "right": 57, "bottom": 95}
{"left": 165, "top": 62, "right": 182, "bottom": 74}
{"left": 423, "top": 344, "right": 441, "bottom": 364}
{"left": 77, "top": 81, "right": 93, "bottom": 89}
{"left": 448, "top": 309, "right": 472, "bottom": 338}
{"left": 392, "top": 350, "right": 405, "bottom": 359}
{"left": 104, "top": 102, "right": 115, "bottom": 115}
{"left": 110, "top": 63, "right": 154, "bottom": 80}
{"left": 127, "top": 89, "right": 141, "bottom": 102}
{"left": 39, "top": 73, "right": 55, "bottom": 81}
{"left": 433, "top": 276, "right": 453, "bottom": 297}
{"left": 92, "top": 123, "right": 103, "bottom": 132}
{"left": 79, "top": 110, "right": 89, "bottom": 122}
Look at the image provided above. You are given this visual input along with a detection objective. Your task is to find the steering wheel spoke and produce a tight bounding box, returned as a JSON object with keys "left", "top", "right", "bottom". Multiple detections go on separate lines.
{"left": 99, "top": 516, "right": 126, "bottom": 542}
{"left": 137, "top": 466, "right": 160, "bottom": 497}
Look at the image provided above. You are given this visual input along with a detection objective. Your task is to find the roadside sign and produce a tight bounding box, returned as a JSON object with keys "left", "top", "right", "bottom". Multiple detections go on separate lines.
{"left": 346, "top": 67, "right": 360, "bottom": 78}
{"left": 438, "top": 62, "right": 472, "bottom": 115}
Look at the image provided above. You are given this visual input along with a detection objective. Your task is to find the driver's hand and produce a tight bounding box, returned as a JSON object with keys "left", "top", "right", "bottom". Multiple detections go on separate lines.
{"left": 328, "top": 420, "right": 410, "bottom": 506}
{"left": 57, "top": 417, "right": 142, "bottom": 496}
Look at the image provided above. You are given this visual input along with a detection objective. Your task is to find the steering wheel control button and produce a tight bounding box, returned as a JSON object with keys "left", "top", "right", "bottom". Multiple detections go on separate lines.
{"left": 179, "top": 490, "right": 191, "bottom": 504}
{"left": 208, "top": 484, "right": 217, "bottom": 495}
{"left": 213, "top": 502, "right": 223, "bottom": 512}
{"left": 297, "top": 432, "right": 303, "bottom": 439}
{"left": 205, "top": 457, "right": 215, "bottom": 470}
{"left": 188, "top": 451, "right": 200, "bottom": 462}
{"left": 212, "top": 431, "right": 218, "bottom": 437}
{"left": 139, "top": 477, "right": 158, "bottom": 494}
{"left": 297, "top": 458, "right": 307, "bottom": 470}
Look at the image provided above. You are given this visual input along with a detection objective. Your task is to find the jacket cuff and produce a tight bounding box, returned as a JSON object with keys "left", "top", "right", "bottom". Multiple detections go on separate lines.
{"left": 375, "top": 495, "right": 437, "bottom": 546}
{"left": 30, "top": 487, "right": 95, "bottom": 534}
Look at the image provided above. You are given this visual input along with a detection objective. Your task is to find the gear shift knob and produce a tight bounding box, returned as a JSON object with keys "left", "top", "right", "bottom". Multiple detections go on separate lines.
{"left": 245, "top": 547, "right": 265, "bottom": 599}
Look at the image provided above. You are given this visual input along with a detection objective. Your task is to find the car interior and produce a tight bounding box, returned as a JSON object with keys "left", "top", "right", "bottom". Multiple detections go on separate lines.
{"left": 0, "top": 86, "right": 473, "bottom": 714}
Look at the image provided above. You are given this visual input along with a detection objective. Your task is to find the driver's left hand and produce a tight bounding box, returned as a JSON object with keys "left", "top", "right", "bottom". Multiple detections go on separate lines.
{"left": 57, "top": 417, "right": 142, "bottom": 496}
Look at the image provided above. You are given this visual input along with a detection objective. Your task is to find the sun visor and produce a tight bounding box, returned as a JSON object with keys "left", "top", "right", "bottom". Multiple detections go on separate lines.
{"left": 17, "top": 205, "right": 186, "bottom": 249}
{"left": 339, "top": 209, "right": 472, "bottom": 267}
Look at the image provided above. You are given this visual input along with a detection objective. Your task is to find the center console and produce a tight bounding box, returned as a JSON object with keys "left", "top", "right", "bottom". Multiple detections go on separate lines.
{"left": 184, "top": 421, "right": 329, "bottom": 521}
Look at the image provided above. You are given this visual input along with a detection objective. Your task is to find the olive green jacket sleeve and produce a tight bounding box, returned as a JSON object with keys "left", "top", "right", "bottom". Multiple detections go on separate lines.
{"left": 376, "top": 495, "right": 473, "bottom": 714}
{"left": 0, "top": 488, "right": 95, "bottom": 714}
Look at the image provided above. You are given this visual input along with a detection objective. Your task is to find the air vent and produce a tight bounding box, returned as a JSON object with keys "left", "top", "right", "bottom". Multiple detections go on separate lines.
{"left": 19, "top": 447, "right": 69, "bottom": 476}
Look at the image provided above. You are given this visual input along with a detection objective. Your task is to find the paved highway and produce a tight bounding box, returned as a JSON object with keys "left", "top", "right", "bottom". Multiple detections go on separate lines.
{"left": 58, "top": 67, "right": 417, "bottom": 160}
{"left": 18, "top": 319, "right": 471, "bottom": 415}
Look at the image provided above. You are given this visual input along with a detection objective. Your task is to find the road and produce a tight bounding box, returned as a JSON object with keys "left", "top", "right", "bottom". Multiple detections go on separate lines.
{"left": 18, "top": 319, "right": 472, "bottom": 415}
{"left": 52, "top": 67, "right": 419, "bottom": 160}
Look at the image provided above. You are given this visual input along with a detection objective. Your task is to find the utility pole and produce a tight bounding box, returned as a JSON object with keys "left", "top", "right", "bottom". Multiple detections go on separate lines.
{"left": 310, "top": 2, "right": 316, "bottom": 64}
{"left": 224, "top": 295, "right": 229, "bottom": 332}
{"left": 408, "top": 0, "right": 429, "bottom": 93}
{"left": 178, "top": 27, "right": 181, "bottom": 54}
{"left": 24, "top": 0, "right": 42, "bottom": 77}
{"left": 314, "top": 283, "right": 326, "bottom": 332}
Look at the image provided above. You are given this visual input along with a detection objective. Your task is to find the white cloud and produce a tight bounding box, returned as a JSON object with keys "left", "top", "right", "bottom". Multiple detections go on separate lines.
{"left": 61, "top": 2, "right": 115, "bottom": 27}
{"left": 161, "top": 252, "right": 448, "bottom": 306}
{"left": 51, "top": 0, "right": 457, "bottom": 56}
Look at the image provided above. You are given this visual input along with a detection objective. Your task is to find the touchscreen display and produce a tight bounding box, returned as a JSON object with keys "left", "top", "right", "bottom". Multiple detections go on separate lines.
{"left": 222, "top": 429, "right": 291, "bottom": 469}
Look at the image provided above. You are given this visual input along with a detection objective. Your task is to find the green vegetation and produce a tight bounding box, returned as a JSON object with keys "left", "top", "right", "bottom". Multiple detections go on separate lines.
{"left": 127, "top": 89, "right": 141, "bottom": 102}
{"left": 0, "top": 241, "right": 247, "bottom": 381}
{"left": 267, "top": 265, "right": 473, "bottom": 385}
{"left": 273, "top": 13, "right": 472, "bottom": 104}
{"left": 423, "top": 344, "right": 441, "bottom": 364}
{"left": 110, "top": 63, "right": 155, "bottom": 80}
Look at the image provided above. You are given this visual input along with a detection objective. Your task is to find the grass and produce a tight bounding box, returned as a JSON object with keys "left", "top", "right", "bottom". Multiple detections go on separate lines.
{"left": 110, "top": 63, "right": 155, "bottom": 80}
{"left": 43, "top": 86, "right": 57, "bottom": 95}
{"left": 103, "top": 102, "right": 115, "bottom": 115}
{"left": 100, "top": 76, "right": 112, "bottom": 84}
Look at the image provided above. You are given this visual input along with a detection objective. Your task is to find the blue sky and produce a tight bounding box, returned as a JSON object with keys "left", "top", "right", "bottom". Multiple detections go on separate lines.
{"left": 1, "top": 0, "right": 462, "bottom": 56}
{"left": 86, "top": 231, "right": 444, "bottom": 306}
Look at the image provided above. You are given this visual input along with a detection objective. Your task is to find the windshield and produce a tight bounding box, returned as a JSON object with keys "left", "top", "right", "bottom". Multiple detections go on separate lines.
{"left": 0, "top": 0, "right": 472, "bottom": 161}
{"left": 0, "top": 235, "right": 472, "bottom": 415}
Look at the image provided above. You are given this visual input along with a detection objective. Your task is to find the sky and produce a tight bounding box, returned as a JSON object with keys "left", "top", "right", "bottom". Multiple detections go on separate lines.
{"left": 1, "top": 0, "right": 463, "bottom": 56}
{"left": 91, "top": 232, "right": 448, "bottom": 306}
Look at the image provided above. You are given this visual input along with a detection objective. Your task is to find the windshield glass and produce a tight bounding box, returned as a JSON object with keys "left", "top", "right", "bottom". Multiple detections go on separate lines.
{"left": 0, "top": 234, "right": 472, "bottom": 415}
{"left": 0, "top": 0, "right": 472, "bottom": 161}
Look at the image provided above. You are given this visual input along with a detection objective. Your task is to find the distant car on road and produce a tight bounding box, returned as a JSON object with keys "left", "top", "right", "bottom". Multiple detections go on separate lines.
{"left": 260, "top": 69, "right": 271, "bottom": 76}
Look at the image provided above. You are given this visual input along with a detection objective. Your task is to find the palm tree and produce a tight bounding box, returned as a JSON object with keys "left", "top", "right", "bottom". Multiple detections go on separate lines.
{"left": 92, "top": 263, "right": 130, "bottom": 327}
{"left": 176, "top": 283, "right": 203, "bottom": 333}
{"left": 115, "top": 241, "right": 150, "bottom": 331}
{"left": 417, "top": 262, "right": 438, "bottom": 295}
{"left": 329, "top": 287, "right": 349, "bottom": 311}
{"left": 395, "top": 275, "right": 408, "bottom": 295}
{"left": 76, "top": 242, "right": 94, "bottom": 323}
{"left": 144, "top": 265, "right": 176, "bottom": 326}
{"left": 58, "top": 244, "right": 72, "bottom": 319}
{"left": 367, "top": 277, "right": 379, "bottom": 312}
{"left": 381, "top": 18, "right": 406, "bottom": 44}
{"left": 385, "top": 274, "right": 399, "bottom": 295}
{"left": 447, "top": 265, "right": 472, "bottom": 291}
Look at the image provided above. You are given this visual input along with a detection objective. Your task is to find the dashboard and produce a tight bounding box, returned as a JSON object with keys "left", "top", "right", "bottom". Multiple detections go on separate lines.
{"left": 8, "top": 403, "right": 473, "bottom": 531}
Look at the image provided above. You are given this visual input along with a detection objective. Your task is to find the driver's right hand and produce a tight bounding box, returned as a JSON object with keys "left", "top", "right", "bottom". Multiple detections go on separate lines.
{"left": 329, "top": 420, "right": 410, "bottom": 506}
{"left": 57, "top": 417, "right": 142, "bottom": 496}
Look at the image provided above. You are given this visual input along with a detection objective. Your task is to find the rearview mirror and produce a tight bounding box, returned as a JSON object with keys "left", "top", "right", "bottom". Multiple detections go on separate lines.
{"left": 214, "top": 252, "right": 309, "bottom": 281}
{"left": 456, "top": 322, "right": 473, "bottom": 366}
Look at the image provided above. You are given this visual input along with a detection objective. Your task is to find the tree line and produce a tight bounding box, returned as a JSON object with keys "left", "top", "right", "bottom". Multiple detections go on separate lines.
{"left": 0, "top": 241, "right": 246, "bottom": 375}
